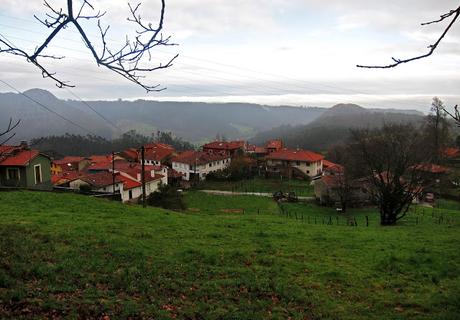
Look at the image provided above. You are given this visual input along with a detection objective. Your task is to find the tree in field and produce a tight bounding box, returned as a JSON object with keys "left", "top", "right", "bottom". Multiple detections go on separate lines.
{"left": 348, "top": 124, "right": 431, "bottom": 225}
{"left": 0, "top": 0, "right": 177, "bottom": 91}
{"left": 423, "top": 97, "right": 452, "bottom": 163}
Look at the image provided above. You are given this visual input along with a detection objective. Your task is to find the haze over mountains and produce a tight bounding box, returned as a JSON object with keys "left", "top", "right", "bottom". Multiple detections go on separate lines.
{"left": 1, "top": 89, "right": 424, "bottom": 146}
{"left": 250, "top": 103, "right": 426, "bottom": 151}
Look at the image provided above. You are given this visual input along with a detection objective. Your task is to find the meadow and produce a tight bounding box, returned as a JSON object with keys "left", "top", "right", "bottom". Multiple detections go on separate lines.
{"left": 196, "top": 177, "right": 314, "bottom": 197}
{"left": 0, "top": 191, "right": 459, "bottom": 319}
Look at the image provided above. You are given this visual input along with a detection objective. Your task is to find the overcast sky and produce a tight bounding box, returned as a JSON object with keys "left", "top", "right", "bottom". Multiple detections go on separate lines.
{"left": 0, "top": 0, "right": 459, "bottom": 111}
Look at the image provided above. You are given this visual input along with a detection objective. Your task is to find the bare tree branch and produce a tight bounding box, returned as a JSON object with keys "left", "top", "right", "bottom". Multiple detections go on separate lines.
{"left": 357, "top": 6, "right": 460, "bottom": 69}
{"left": 0, "top": 118, "right": 21, "bottom": 147}
{"left": 442, "top": 104, "right": 460, "bottom": 126}
{"left": 0, "top": 0, "right": 177, "bottom": 92}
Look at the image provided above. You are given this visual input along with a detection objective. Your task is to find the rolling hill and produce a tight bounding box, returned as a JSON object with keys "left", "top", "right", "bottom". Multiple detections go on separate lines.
{"left": 250, "top": 103, "right": 425, "bottom": 151}
{"left": 0, "top": 89, "right": 324, "bottom": 143}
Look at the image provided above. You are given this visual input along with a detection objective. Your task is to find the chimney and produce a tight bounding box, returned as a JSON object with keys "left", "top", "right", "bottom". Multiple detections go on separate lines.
{"left": 20, "top": 141, "right": 29, "bottom": 150}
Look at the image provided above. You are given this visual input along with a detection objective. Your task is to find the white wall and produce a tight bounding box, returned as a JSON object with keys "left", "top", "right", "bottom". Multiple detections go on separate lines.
{"left": 172, "top": 158, "right": 231, "bottom": 181}
{"left": 121, "top": 179, "right": 162, "bottom": 203}
{"left": 266, "top": 159, "right": 323, "bottom": 177}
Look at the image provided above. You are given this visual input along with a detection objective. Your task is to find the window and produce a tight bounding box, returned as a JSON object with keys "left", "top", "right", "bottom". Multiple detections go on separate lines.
{"left": 34, "top": 165, "right": 42, "bottom": 184}
{"left": 296, "top": 161, "right": 300, "bottom": 166}
{"left": 6, "top": 168, "right": 20, "bottom": 180}
{"left": 129, "top": 190, "right": 133, "bottom": 199}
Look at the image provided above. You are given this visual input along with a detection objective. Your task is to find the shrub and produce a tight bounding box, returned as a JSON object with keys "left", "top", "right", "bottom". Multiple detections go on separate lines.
{"left": 146, "top": 183, "right": 186, "bottom": 211}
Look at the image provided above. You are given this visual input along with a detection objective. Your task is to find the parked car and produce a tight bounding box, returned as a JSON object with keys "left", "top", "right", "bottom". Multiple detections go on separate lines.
{"left": 425, "top": 193, "right": 435, "bottom": 203}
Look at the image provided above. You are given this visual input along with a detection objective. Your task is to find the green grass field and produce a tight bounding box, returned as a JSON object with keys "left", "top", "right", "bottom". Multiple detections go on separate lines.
{"left": 196, "top": 177, "right": 314, "bottom": 197}
{"left": 0, "top": 191, "right": 459, "bottom": 319}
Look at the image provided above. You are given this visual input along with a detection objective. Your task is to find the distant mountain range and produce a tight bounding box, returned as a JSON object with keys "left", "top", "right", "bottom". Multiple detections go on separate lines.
{"left": 1, "top": 89, "right": 325, "bottom": 144}
{"left": 250, "top": 103, "right": 426, "bottom": 151}
{"left": 0, "top": 89, "right": 425, "bottom": 146}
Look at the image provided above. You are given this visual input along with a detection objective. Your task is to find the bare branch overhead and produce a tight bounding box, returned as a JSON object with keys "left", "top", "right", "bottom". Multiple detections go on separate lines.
{"left": 0, "top": 0, "right": 178, "bottom": 92}
{"left": 357, "top": 5, "right": 460, "bottom": 69}
{"left": 0, "top": 118, "right": 21, "bottom": 146}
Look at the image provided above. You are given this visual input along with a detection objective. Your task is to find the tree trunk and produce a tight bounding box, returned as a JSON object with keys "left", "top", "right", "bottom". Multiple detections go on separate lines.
{"left": 380, "top": 211, "right": 397, "bottom": 225}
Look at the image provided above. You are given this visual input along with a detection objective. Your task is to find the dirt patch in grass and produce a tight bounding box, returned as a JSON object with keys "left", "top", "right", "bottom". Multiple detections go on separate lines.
{"left": 220, "top": 208, "right": 244, "bottom": 214}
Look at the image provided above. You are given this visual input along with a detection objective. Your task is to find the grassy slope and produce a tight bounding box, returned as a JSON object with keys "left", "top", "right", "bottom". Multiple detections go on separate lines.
{"left": 196, "top": 178, "right": 314, "bottom": 197}
{"left": 0, "top": 191, "right": 459, "bottom": 319}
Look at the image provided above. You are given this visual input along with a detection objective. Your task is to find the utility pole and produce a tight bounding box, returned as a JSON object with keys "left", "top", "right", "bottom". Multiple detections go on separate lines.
{"left": 112, "top": 151, "right": 115, "bottom": 194}
{"left": 141, "top": 146, "right": 146, "bottom": 208}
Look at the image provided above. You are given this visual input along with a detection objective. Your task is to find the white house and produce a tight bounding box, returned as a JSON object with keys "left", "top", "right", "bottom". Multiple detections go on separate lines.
{"left": 141, "top": 143, "right": 175, "bottom": 166}
{"left": 265, "top": 148, "right": 324, "bottom": 178}
{"left": 68, "top": 171, "right": 124, "bottom": 193}
{"left": 118, "top": 173, "right": 164, "bottom": 203}
{"left": 171, "top": 151, "right": 231, "bottom": 181}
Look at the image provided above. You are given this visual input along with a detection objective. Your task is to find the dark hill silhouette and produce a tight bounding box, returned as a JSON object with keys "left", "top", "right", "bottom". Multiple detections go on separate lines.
{"left": 0, "top": 88, "right": 324, "bottom": 143}
{"left": 250, "top": 103, "right": 425, "bottom": 151}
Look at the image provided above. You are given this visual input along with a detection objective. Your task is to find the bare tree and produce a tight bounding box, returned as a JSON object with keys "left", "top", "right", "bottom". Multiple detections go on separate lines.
{"left": 0, "top": 118, "right": 21, "bottom": 158}
{"left": 357, "top": 5, "right": 460, "bottom": 69}
{"left": 348, "top": 124, "right": 431, "bottom": 225}
{"left": 0, "top": 118, "right": 21, "bottom": 147}
{"left": 0, "top": 0, "right": 178, "bottom": 92}
{"left": 442, "top": 104, "right": 460, "bottom": 126}
{"left": 423, "top": 97, "right": 452, "bottom": 163}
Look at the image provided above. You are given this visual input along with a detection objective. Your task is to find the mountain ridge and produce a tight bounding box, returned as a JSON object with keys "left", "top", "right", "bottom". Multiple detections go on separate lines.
{"left": 0, "top": 88, "right": 424, "bottom": 144}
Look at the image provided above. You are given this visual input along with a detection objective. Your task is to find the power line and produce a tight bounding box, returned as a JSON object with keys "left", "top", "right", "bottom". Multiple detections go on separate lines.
{"left": 0, "top": 31, "right": 122, "bottom": 132}
{"left": 0, "top": 17, "right": 435, "bottom": 110}
{"left": 0, "top": 79, "right": 98, "bottom": 136}
{"left": 64, "top": 88, "right": 122, "bottom": 132}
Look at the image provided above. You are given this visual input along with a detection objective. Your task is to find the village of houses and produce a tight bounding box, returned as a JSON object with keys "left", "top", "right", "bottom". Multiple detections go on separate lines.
{"left": 0, "top": 138, "right": 454, "bottom": 206}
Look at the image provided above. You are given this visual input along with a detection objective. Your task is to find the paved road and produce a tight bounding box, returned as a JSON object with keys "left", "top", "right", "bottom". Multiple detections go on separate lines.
{"left": 198, "top": 189, "right": 314, "bottom": 201}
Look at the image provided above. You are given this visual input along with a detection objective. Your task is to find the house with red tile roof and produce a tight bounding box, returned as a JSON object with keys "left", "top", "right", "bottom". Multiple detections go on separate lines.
{"left": 202, "top": 140, "right": 247, "bottom": 157}
{"left": 117, "top": 172, "right": 165, "bottom": 203}
{"left": 265, "top": 148, "right": 324, "bottom": 178}
{"left": 442, "top": 147, "right": 460, "bottom": 159}
{"left": 120, "top": 148, "right": 139, "bottom": 162}
{"left": 78, "top": 159, "right": 167, "bottom": 202}
{"left": 51, "top": 171, "right": 85, "bottom": 186}
{"left": 142, "top": 143, "right": 176, "bottom": 166}
{"left": 322, "top": 160, "right": 344, "bottom": 176}
{"left": 414, "top": 163, "right": 449, "bottom": 175}
{"left": 265, "top": 139, "right": 283, "bottom": 153}
{"left": 52, "top": 156, "right": 91, "bottom": 174}
{"left": 442, "top": 147, "right": 460, "bottom": 165}
{"left": 0, "top": 144, "right": 52, "bottom": 190}
{"left": 87, "top": 160, "right": 168, "bottom": 184}
{"left": 68, "top": 171, "right": 124, "bottom": 193}
{"left": 172, "top": 151, "right": 231, "bottom": 181}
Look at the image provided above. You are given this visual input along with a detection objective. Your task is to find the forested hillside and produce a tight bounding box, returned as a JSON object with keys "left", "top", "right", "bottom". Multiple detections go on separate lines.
{"left": 0, "top": 89, "right": 324, "bottom": 143}
{"left": 30, "top": 131, "right": 194, "bottom": 158}
{"left": 251, "top": 104, "right": 426, "bottom": 151}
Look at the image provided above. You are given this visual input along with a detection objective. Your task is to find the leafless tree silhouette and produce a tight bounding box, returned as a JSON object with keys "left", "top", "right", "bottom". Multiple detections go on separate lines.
{"left": 0, "top": 118, "right": 21, "bottom": 148}
{"left": 349, "top": 124, "right": 432, "bottom": 225}
{"left": 442, "top": 104, "right": 460, "bottom": 126}
{"left": 0, "top": 0, "right": 178, "bottom": 92}
{"left": 357, "top": 5, "right": 460, "bottom": 69}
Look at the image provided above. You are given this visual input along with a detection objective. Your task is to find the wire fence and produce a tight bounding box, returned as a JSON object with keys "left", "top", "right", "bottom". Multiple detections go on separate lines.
{"left": 275, "top": 203, "right": 458, "bottom": 227}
